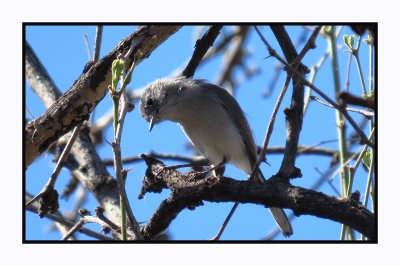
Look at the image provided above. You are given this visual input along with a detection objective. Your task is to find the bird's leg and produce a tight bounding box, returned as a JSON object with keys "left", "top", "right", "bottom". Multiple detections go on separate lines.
{"left": 155, "top": 160, "right": 209, "bottom": 177}
{"left": 189, "top": 158, "right": 227, "bottom": 179}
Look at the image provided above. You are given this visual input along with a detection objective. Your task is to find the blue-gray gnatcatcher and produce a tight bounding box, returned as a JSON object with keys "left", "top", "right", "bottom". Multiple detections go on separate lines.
{"left": 139, "top": 77, "right": 293, "bottom": 237}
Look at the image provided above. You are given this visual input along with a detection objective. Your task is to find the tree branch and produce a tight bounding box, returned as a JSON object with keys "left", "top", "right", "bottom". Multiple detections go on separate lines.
{"left": 139, "top": 155, "right": 375, "bottom": 240}
{"left": 310, "top": 95, "right": 374, "bottom": 118}
{"left": 25, "top": 25, "right": 182, "bottom": 168}
{"left": 181, "top": 25, "right": 223, "bottom": 78}
{"left": 25, "top": 194, "right": 114, "bottom": 240}
{"left": 270, "top": 25, "right": 314, "bottom": 180}
{"left": 25, "top": 41, "right": 131, "bottom": 239}
{"left": 255, "top": 26, "right": 373, "bottom": 148}
{"left": 338, "top": 91, "right": 375, "bottom": 110}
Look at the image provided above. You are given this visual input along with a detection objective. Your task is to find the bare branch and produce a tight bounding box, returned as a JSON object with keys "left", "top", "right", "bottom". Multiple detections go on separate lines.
{"left": 310, "top": 95, "right": 374, "bottom": 118}
{"left": 338, "top": 91, "right": 375, "bottom": 110}
{"left": 93, "top": 25, "right": 103, "bottom": 62}
{"left": 139, "top": 155, "right": 375, "bottom": 240}
{"left": 181, "top": 25, "right": 223, "bottom": 78}
{"left": 25, "top": 25, "right": 182, "bottom": 168}
{"left": 215, "top": 26, "right": 321, "bottom": 238}
{"left": 25, "top": 194, "right": 113, "bottom": 240}
{"left": 254, "top": 26, "right": 373, "bottom": 148}
{"left": 25, "top": 122, "right": 83, "bottom": 210}
{"left": 25, "top": 42, "right": 62, "bottom": 108}
{"left": 25, "top": 41, "right": 130, "bottom": 238}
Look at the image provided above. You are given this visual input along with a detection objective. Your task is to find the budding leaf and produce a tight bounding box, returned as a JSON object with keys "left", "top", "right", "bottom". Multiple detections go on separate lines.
{"left": 362, "top": 150, "right": 371, "bottom": 169}
{"left": 112, "top": 59, "right": 125, "bottom": 90}
{"left": 343, "top": 34, "right": 355, "bottom": 51}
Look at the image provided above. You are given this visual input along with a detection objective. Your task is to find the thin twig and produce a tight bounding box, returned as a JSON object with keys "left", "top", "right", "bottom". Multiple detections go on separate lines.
{"left": 26, "top": 26, "right": 182, "bottom": 168}
{"left": 110, "top": 47, "right": 143, "bottom": 240}
{"left": 103, "top": 145, "right": 340, "bottom": 167}
{"left": 251, "top": 25, "right": 322, "bottom": 181}
{"left": 26, "top": 194, "right": 115, "bottom": 241}
{"left": 344, "top": 53, "right": 353, "bottom": 92}
{"left": 25, "top": 122, "right": 83, "bottom": 208}
{"left": 255, "top": 26, "right": 373, "bottom": 148}
{"left": 251, "top": 74, "right": 293, "bottom": 181}
{"left": 264, "top": 164, "right": 340, "bottom": 240}
{"left": 87, "top": 24, "right": 102, "bottom": 125}
{"left": 330, "top": 128, "right": 375, "bottom": 182}
{"left": 181, "top": 25, "right": 223, "bottom": 78}
{"left": 201, "top": 30, "right": 239, "bottom": 61}
{"left": 212, "top": 66, "right": 292, "bottom": 240}
{"left": 95, "top": 206, "right": 122, "bottom": 232}
{"left": 213, "top": 26, "right": 322, "bottom": 240}
{"left": 264, "top": 28, "right": 309, "bottom": 98}
{"left": 25, "top": 106, "right": 35, "bottom": 119}
{"left": 103, "top": 152, "right": 206, "bottom": 166}
{"left": 303, "top": 50, "right": 330, "bottom": 114}
{"left": 62, "top": 219, "right": 85, "bottom": 240}
{"left": 210, "top": 202, "right": 239, "bottom": 240}
{"left": 310, "top": 95, "right": 374, "bottom": 118}
{"left": 83, "top": 33, "right": 92, "bottom": 61}
{"left": 216, "top": 26, "right": 250, "bottom": 92}
{"left": 93, "top": 25, "right": 103, "bottom": 62}
{"left": 329, "top": 146, "right": 364, "bottom": 183}
{"left": 62, "top": 215, "right": 121, "bottom": 241}
{"left": 302, "top": 25, "right": 328, "bottom": 38}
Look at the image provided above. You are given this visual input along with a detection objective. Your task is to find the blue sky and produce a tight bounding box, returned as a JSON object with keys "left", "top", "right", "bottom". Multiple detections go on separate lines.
{"left": 25, "top": 25, "right": 374, "bottom": 241}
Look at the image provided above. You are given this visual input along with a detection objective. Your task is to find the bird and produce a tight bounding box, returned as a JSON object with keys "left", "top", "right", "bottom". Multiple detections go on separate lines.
{"left": 139, "top": 77, "right": 293, "bottom": 237}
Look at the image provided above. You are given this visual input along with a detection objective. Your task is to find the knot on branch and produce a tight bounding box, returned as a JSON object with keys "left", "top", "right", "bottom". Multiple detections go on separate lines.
{"left": 137, "top": 156, "right": 375, "bottom": 240}
{"left": 274, "top": 166, "right": 302, "bottom": 183}
{"left": 92, "top": 175, "right": 118, "bottom": 194}
{"left": 349, "top": 190, "right": 361, "bottom": 204}
{"left": 138, "top": 154, "right": 168, "bottom": 199}
{"left": 283, "top": 62, "right": 309, "bottom": 76}
{"left": 283, "top": 107, "right": 296, "bottom": 118}
{"left": 38, "top": 188, "right": 59, "bottom": 218}
{"left": 138, "top": 154, "right": 211, "bottom": 199}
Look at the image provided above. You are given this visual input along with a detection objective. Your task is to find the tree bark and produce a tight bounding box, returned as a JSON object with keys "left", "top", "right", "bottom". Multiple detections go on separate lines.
{"left": 25, "top": 25, "right": 182, "bottom": 169}
{"left": 139, "top": 155, "right": 376, "bottom": 240}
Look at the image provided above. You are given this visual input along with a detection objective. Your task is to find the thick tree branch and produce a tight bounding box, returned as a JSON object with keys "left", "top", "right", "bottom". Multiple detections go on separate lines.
{"left": 25, "top": 42, "right": 62, "bottom": 107}
{"left": 270, "top": 25, "right": 312, "bottom": 180}
{"left": 338, "top": 91, "right": 375, "bottom": 110}
{"left": 25, "top": 25, "right": 182, "bottom": 168}
{"left": 25, "top": 40, "right": 132, "bottom": 238}
{"left": 139, "top": 155, "right": 375, "bottom": 240}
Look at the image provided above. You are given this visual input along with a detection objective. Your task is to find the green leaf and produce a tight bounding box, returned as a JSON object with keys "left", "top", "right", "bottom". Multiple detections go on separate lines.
{"left": 349, "top": 35, "right": 355, "bottom": 47}
{"left": 343, "top": 34, "right": 349, "bottom": 45}
{"left": 362, "top": 150, "right": 371, "bottom": 169}
{"left": 362, "top": 89, "right": 375, "bottom": 99}
{"left": 112, "top": 59, "right": 125, "bottom": 90}
{"left": 323, "top": 26, "right": 332, "bottom": 34}
{"left": 364, "top": 35, "right": 373, "bottom": 45}
{"left": 343, "top": 34, "right": 355, "bottom": 50}
{"left": 369, "top": 89, "right": 375, "bottom": 97}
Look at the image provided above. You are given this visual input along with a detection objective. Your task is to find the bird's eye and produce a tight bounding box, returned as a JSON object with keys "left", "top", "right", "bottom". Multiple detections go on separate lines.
{"left": 147, "top": 98, "right": 154, "bottom": 106}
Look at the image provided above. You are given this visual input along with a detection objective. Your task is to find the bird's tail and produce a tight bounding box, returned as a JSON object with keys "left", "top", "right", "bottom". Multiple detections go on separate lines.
{"left": 250, "top": 169, "right": 293, "bottom": 236}
{"left": 268, "top": 207, "right": 293, "bottom": 237}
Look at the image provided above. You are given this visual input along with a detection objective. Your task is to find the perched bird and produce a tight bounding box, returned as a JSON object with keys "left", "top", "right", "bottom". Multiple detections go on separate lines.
{"left": 139, "top": 77, "right": 293, "bottom": 236}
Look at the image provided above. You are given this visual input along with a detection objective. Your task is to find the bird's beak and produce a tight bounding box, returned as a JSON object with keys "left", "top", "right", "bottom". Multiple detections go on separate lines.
{"left": 149, "top": 116, "right": 155, "bottom": 132}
